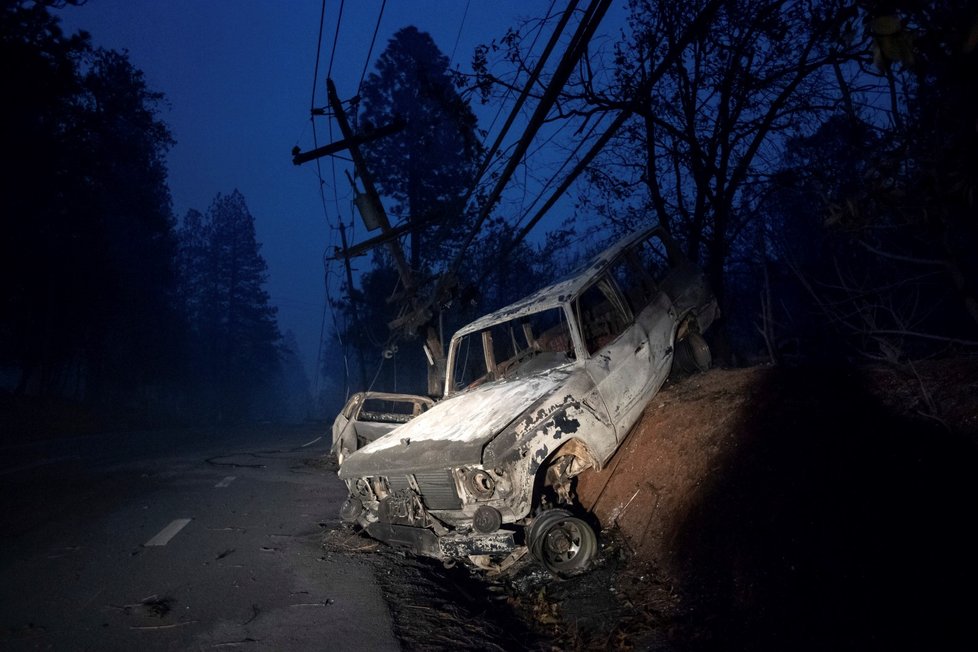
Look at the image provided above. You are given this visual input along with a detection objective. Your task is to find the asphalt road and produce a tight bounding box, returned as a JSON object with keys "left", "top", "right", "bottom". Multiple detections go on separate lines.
{"left": 0, "top": 423, "right": 398, "bottom": 651}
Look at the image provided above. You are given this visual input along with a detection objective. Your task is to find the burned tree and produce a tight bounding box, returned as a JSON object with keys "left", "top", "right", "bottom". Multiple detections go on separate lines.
{"left": 763, "top": 1, "right": 978, "bottom": 362}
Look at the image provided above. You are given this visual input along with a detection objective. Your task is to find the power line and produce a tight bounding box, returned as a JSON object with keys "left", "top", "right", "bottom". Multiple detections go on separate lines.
{"left": 478, "top": 0, "right": 559, "bottom": 155}
{"left": 310, "top": 0, "right": 327, "bottom": 111}
{"left": 310, "top": 0, "right": 333, "bottom": 401}
{"left": 326, "top": 0, "right": 346, "bottom": 81}
{"left": 356, "top": 0, "right": 387, "bottom": 101}
{"left": 445, "top": 0, "right": 612, "bottom": 280}
{"left": 513, "top": 113, "right": 605, "bottom": 232}
{"left": 322, "top": 255, "right": 352, "bottom": 404}
{"left": 469, "top": 0, "right": 580, "bottom": 201}
{"left": 449, "top": 0, "right": 471, "bottom": 66}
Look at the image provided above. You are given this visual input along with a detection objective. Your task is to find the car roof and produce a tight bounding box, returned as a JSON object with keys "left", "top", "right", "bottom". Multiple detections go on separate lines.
{"left": 359, "top": 391, "right": 434, "bottom": 404}
{"left": 453, "top": 225, "right": 664, "bottom": 338}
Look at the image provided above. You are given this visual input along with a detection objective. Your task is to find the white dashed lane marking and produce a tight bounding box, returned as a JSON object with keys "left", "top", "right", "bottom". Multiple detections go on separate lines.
{"left": 145, "top": 518, "right": 192, "bottom": 546}
{"left": 215, "top": 475, "right": 236, "bottom": 488}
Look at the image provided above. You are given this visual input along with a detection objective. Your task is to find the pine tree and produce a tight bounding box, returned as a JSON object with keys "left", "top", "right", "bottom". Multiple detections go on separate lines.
{"left": 359, "top": 26, "right": 483, "bottom": 273}
{"left": 177, "top": 190, "right": 282, "bottom": 421}
{"left": 1, "top": 2, "right": 182, "bottom": 419}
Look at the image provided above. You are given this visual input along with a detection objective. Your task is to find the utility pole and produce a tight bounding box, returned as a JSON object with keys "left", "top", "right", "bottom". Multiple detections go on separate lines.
{"left": 291, "top": 80, "right": 413, "bottom": 287}
{"left": 338, "top": 218, "right": 368, "bottom": 390}
{"left": 293, "top": 77, "right": 448, "bottom": 396}
{"left": 324, "top": 78, "right": 414, "bottom": 288}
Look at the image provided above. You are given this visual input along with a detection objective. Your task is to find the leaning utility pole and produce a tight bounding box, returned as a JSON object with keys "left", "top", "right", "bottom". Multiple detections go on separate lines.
{"left": 293, "top": 78, "right": 448, "bottom": 396}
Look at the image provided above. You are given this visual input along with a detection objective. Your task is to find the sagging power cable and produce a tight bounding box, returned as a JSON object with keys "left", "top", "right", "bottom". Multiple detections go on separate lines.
{"left": 443, "top": 0, "right": 612, "bottom": 285}
{"left": 464, "top": 0, "right": 580, "bottom": 209}
{"left": 356, "top": 0, "right": 387, "bottom": 103}
{"left": 495, "top": 0, "right": 729, "bottom": 265}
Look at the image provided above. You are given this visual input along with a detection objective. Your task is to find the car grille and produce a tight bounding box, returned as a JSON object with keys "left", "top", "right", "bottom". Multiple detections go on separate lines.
{"left": 386, "top": 475, "right": 410, "bottom": 492}
{"left": 414, "top": 471, "right": 462, "bottom": 510}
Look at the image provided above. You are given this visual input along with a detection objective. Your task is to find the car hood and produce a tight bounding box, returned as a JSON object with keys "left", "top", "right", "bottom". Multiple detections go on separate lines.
{"left": 338, "top": 369, "right": 571, "bottom": 478}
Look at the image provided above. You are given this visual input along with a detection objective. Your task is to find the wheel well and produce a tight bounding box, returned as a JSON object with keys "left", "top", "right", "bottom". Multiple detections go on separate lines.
{"left": 675, "top": 314, "right": 699, "bottom": 341}
{"left": 531, "top": 438, "right": 597, "bottom": 511}
{"left": 548, "top": 439, "right": 598, "bottom": 472}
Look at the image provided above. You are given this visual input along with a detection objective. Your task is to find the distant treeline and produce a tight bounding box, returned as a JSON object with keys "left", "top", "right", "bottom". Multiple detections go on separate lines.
{"left": 1, "top": 1, "right": 308, "bottom": 428}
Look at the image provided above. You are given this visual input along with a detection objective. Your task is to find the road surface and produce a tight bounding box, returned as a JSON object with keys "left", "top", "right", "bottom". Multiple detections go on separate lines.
{"left": 0, "top": 423, "right": 397, "bottom": 651}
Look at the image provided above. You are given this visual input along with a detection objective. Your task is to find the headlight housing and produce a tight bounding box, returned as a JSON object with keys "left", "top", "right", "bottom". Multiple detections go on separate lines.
{"left": 462, "top": 468, "right": 496, "bottom": 500}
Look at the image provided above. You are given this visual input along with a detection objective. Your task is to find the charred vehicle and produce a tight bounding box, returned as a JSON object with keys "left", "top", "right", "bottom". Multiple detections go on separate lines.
{"left": 338, "top": 226, "right": 718, "bottom": 574}
{"left": 331, "top": 392, "right": 435, "bottom": 465}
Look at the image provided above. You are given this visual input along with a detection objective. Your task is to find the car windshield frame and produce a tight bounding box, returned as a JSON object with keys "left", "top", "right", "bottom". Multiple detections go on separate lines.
{"left": 446, "top": 305, "right": 578, "bottom": 395}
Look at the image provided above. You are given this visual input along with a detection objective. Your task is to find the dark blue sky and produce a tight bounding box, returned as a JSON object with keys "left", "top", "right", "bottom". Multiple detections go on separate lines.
{"left": 56, "top": 1, "right": 626, "bottom": 382}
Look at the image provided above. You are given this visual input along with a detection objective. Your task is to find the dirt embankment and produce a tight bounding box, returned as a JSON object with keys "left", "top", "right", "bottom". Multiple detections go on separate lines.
{"left": 577, "top": 358, "right": 978, "bottom": 651}
{"left": 320, "top": 359, "right": 978, "bottom": 650}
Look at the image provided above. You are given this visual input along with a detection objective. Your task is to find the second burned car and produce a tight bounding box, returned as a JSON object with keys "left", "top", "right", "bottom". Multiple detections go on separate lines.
{"left": 331, "top": 391, "right": 435, "bottom": 465}
{"left": 338, "top": 225, "right": 718, "bottom": 574}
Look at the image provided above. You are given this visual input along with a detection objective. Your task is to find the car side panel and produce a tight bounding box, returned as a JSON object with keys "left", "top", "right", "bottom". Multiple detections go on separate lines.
{"left": 331, "top": 413, "right": 353, "bottom": 457}
{"left": 353, "top": 420, "right": 400, "bottom": 445}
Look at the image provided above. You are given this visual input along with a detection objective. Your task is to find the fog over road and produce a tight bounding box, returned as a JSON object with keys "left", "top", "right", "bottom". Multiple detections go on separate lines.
{"left": 0, "top": 424, "right": 396, "bottom": 651}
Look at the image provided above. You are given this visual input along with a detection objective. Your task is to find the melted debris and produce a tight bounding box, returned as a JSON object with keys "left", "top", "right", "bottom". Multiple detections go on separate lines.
{"left": 320, "top": 523, "right": 669, "bottom": 650}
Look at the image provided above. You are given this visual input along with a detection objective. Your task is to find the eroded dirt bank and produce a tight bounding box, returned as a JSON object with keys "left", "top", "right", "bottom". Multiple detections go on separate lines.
{"left": 323, "top": 358, "right": 978, "bottom": 651}
{"left": 577, "top": 359, "right": 978, "bottom": 650}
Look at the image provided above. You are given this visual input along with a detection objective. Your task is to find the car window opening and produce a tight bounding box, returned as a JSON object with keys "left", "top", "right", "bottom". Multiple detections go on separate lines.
{"left": 576, "top": 278, "right": 630, "bottom": 355}
{"left": 449, "top": 307, "right": 575, "bottom": 394}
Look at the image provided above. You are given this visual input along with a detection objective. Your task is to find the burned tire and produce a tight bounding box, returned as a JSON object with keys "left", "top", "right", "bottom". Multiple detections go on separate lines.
{"left": 527, "top": 509, "right": 597, "bottom": 575}
{"left": 673, "top": 331, "right": 712, "bottom": 374}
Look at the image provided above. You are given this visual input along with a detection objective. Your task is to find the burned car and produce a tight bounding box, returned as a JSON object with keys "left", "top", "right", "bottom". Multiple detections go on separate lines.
{"left": 338, "top": 225, "right": 718, "bottom": 574}
{"left": 331, "top": 391, "right": 435, "bottom": 465}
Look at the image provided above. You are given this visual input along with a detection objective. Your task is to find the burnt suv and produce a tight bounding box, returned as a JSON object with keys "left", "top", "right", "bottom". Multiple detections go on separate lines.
{"left": 337, "top": 225, "right": 718, "bottom": 574}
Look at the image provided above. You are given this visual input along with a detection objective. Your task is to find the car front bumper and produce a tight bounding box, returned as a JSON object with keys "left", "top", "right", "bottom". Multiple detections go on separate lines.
{"left": 362, "top": 522, "right": 517, "bottom": 560}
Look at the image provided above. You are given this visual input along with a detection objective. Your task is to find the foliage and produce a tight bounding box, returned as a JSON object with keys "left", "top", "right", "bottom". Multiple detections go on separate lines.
{"left": 468, "top": 0, "right": 978, "bottom": 364}
{"left": 765, "top": 0, "right": 978, "bottom": 362}
{"left": 0, "top": 0, "right": 183, "bottom": 418}
{"left": 177, "top": 191, "right": 284, "bottom": 421}
{"left": 359, "top": 26, "right": 483, "bottom": 272}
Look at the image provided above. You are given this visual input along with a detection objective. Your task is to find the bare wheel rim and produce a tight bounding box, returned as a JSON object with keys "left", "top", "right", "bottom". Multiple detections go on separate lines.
{"left": 530, "top": 511, "right": 597, "bottom": 574}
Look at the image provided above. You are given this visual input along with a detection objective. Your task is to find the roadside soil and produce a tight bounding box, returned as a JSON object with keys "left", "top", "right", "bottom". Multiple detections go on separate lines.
{"left": 321, "top": 356, "right": 978, "bottom": 651}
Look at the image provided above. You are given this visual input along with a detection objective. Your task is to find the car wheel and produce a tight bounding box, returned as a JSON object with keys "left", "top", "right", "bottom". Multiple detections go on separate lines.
{"left": 527, "top": 509, "right": 597, "bottom": 575}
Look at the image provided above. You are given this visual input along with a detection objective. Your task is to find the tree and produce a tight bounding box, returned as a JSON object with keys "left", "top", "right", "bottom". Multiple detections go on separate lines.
{"left": 359, "top": 26, "right": 483, "bottom": 273}
{"left": 602, "top": 1, "right": 855, "bottom": 324}
{"left": 770, "top": 0, "right": 978, "bottom": 362}
{"left": 0, "top": 0, "right": 90, "bottom": 397}
{"left": 1, "top": 1, "right": 183, "bottom": 419}
{"left": 329, "top": 26, "right": 484, "bottom": 396}
{"left": 74, "top": 48, "right": 182, "bottom": 407}
{"left": 177, "top": 191, "right": 282, "bottom": 420}
{"left": 468, "top": 0, "right": 864, "bottom": 362}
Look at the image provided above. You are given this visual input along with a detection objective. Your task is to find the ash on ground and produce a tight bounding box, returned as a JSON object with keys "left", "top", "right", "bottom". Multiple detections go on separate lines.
{"left": 320, "top": 521, "right": 670, "bottom": 650}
